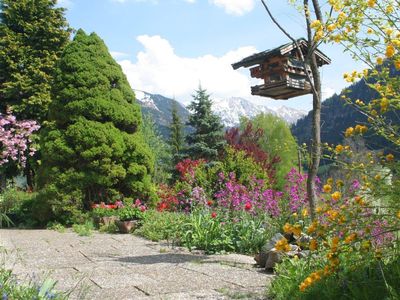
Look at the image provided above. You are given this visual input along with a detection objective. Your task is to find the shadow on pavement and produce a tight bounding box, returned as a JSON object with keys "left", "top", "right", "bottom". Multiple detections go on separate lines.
{"left": 115, "top": 253, "right": 208, "bottom": 265}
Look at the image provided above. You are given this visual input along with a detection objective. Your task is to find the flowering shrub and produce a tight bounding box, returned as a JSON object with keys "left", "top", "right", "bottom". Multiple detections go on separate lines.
{"left": 175, "top": 159, "right": 205, "bottom": 183}
{"left": 214, "top": 172, "right": 281, "bottom": 216}
{"left": 156, "top": 184, "right": 179, "bottom": 212}
{"left": 0, "top": 109, "right": 39, "bottom": 168}
{"left": 91, "top": 199, "right": 146, "bottom": 219}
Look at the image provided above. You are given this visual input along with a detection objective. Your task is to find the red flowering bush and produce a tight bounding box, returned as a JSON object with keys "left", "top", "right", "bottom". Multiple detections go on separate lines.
{"left": 156, "top": 184, "right": 179, "bottom": 212}
{"left": 175, "top": 159, "right": 205, "bottom": 182}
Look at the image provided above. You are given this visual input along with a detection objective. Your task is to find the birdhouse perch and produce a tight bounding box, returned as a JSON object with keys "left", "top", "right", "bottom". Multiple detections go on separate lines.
{"left": 232, "top": 38, "right": 331, "bottom": 100}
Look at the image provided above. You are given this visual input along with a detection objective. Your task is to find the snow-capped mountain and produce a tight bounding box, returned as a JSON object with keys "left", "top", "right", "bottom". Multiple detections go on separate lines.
{"left": 134, "top": 91, "right": 307, "bottom": 136}
{"left": 211, "top": 97, "right": 307, "bottom": 127}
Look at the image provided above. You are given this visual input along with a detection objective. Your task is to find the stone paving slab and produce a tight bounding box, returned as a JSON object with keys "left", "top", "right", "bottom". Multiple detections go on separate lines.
{"left": 0, "top": 229, "right": 273, "bottom": 299}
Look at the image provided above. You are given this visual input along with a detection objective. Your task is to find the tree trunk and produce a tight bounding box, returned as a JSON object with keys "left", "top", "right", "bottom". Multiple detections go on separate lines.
{"left": 306, "top": 52, "right": 322, "bottom": 220}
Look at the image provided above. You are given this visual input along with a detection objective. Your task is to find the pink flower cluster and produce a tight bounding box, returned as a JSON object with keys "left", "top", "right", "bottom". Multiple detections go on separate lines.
{"left": 0, "top": 109, "right": 40, "bottom": 167}
{"left": 214, "top": 172, "right": 281, "bottom": 216}
{"left": 92, "top": 199, "right": 147, "bottom": 212}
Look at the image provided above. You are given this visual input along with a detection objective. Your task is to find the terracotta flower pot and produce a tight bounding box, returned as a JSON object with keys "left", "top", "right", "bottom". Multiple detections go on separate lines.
{"left": 94, "top": 216, "right": 118, "bottom": 227}
{"left": 115, "top": 220, "right": 137, "bottom": 233}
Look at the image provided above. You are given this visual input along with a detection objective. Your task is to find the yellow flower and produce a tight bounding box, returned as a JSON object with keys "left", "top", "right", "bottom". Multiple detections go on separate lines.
{"left": 275, "top": 238, "right": 291, "bottom": 252}
{"left": 336, "top": 180, "right": 344, "bottom": 188}
{"left": 335, "top": 144, "right": 344, "bottom": 153}
{"left": 397, "top": 211, "right": 400, "bottom": 219}
{"left": 292, "top": 224, "right": 302, "bottom": 236}
{"left": 386, "top": 44, "right": 395, "bottom": 58}
{"left": 374, "top": 174, "right": 381, "bottom": 180}
{"left": 331, "top": 191, "right": 341, "bottom": 201}
{"left": 345, "top": 127, "right": 354, "bottom": 137}
{"left": 386, "top": 153, "right": 394, "bottom": 161}
{"left": 327, "top": 178, "right": 334, "bottom": 185}
{"left": 302, "top": 208, "right": 308, "bottom": 217}
{"left": 376, "top": 57, "right": 383, "bottom": 65}
{"left": 283, "top": 223, "right": 292, "bottom": 234}
{"left": 310, "top": 19, "right": 322, "bottom": 29}
{"left": 309, "top": 239, "right": 318, "bottom": 251}
{"left": 323, "top": 184, "right": 332, "bottom": 193}
{"left": 327, "top": 24, "right": 336, "bottom": 32}
{"left": 367, "top": 28, "right": 374, "bottom": 34}
{"left": 386, "top": 5, "right": 394, "bottom": 14}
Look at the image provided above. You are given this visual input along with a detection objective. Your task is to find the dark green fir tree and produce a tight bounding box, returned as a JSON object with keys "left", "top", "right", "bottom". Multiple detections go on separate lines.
{"left": 169, "top": 101, "right": 185, "bottom": 165}
{"left": 36, "top": 30, "right": 155, "bottom": 223}
{"left": 0, "top": 0, "right": 71, "bottom": 122}
{"left": 186, "top": 86, "right": 225, "bottom": 161}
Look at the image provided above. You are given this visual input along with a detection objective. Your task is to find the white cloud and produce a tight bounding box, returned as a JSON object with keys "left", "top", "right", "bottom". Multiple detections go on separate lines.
{"left": 117, "top": 35, "right": 257, "bottom": 103}
{"left": 209, "top": 0, "right": 254, "bottom": 15}
{"left": 110, "top": 51, "right": 130, "bottom": 59}
{"left": 322, "top": 87, "right": 336, "bottom": 100}
{"left": 57, "top": 0, "right": 73, "bottom": 8}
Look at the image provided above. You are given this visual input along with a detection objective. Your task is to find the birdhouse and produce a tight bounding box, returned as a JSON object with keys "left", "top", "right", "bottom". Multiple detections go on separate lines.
{"left": 232, "top": 39, "right": 331, "bottom": 100}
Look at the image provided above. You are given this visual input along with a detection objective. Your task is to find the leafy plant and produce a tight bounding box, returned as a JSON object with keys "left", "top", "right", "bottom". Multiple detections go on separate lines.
{"left": 72, "top": 221, "right": 94, "bottom": 237}
{"left": 0, "top": 267, "right": 66, "bottom": 300}
{"left": 135, "top": 210, "right": 189, "bottom": 246}
{"left": 47, "top": 222, "right": 66, "bottom": 233}
{"left": 117, "top": 206, "right": 143, "bottom": 221}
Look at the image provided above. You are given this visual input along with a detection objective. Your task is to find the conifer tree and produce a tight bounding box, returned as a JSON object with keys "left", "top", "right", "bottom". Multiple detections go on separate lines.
{"left": 0, "top": 0, "right": 71, "bottom": 122}
{"left": 169, "top": 101, "right": 184, "bottom": 165}
{"left": 37, "top": 30, "right": 154, "bottom": 222}
{"left": 186, "top": 87, "right": 225, "bottom": 161}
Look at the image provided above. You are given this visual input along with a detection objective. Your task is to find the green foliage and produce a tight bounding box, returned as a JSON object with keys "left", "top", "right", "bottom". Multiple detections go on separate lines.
{"left": 186, "top": 86, "right": 225, "bottom": 161}
{"left": 37, "top": 30, "right": 155, "bottom": 223}
{"left": 188, "top": 147, "right": 269, "bottom": 197}
{"left": 46, "top": 221, "right": 66, "bottom": 233}
{"left": 0, "top": 267, "right": 66, "bottom": 300}
{"left": 98, "top": 222, "right": 118, "bottom": 233}
{"left": 0, "top": 186, "right": 39, "bottom": 227}
{"left": 0, "top": 0, "right": 71, "bottom": 122}
{"left": 269, "top": 256, "right": 400, "bottom": 300}
{"left": 244, "top": 113, "right": 298, "bottom": 189}
{"left": 135, "top": 210, "right": 189, "bottom": 245}
{"left": 117, "top": 206, "right": 143, "bottom": 221}
{"left": 141, "top": 114, "right": 172, "bottom": 184}
{"left": 72, "top": 221, "right": 94, "bottom": 237}
{"left": 183, "top": 210, "right": 275, "bottom": 254}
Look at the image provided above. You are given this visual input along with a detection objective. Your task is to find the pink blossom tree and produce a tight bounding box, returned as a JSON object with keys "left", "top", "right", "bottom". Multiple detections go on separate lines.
{"left": 0, "top": 109, "right": 39, "bottom": 170}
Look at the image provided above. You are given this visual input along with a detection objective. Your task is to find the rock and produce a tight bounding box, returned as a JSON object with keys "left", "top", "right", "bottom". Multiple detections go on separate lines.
{"left": 296, "top": 233, "right": 312, "bottom": 247}
{"left": 256, "top": 233, "right": 285, "bottom": 268}
{"left": 254, "top": 252, "right": 268, "bottom": 268}
{"left": 265, "top": 250, "right": 282, "bottom": 270}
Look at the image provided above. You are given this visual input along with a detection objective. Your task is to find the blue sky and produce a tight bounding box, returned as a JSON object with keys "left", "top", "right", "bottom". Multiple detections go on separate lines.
{"left": 58, "top": 0, "right": 362, "bottom": 111}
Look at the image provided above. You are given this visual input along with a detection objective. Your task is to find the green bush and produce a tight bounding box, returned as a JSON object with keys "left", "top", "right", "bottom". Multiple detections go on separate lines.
{"left": 37, "top": 29, "right": 155, "bottom": 224}
{"left": 135, "top": 210, "right": 189, "bottom": 245}
{"left": 0, "top": 187, "right": 39, "bottom": 227}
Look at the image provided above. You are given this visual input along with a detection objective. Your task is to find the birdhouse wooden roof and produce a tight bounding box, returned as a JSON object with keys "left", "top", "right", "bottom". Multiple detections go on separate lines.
{"left": 232, "top": 38, "right": 331, "bottom": 70}
{"left": 231, "top": 38, "right": 331, "bottom": 100}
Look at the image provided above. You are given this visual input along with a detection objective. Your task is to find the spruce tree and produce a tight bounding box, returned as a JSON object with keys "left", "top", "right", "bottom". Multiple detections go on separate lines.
{"left": 186, "top": 87, "right": 225, "bottom": 161}
{"left": 0, "top": 0, "right": 71, "bottom": 122}
{"left": 37, "top": 30, "right": 154, "bottom": 223}
{"left": 169, "top": 101, "right": 184, "bottom": 165}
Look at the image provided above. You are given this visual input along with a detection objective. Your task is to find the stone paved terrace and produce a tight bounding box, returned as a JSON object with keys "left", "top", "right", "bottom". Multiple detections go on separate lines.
{"left": 0, "top": 229, "right": 274, "bottom": 299}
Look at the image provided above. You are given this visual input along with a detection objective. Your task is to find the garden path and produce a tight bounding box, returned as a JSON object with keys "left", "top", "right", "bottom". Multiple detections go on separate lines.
{"left": 0, "top": 229, "right": 273, "bottom": 299}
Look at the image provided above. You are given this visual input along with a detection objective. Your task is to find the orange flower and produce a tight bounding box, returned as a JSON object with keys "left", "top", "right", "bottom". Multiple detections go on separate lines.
{"left": 331, "top": 191, "right": 342, "bottom": 201}
{"left": 309, "top": 239, "right": 318, "bottom": 251}
{"left": 386, "top": 153, "right": 394, "bottom": 161}
{"left": 275, "top": 238, "right": 291, "bottom": 252}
